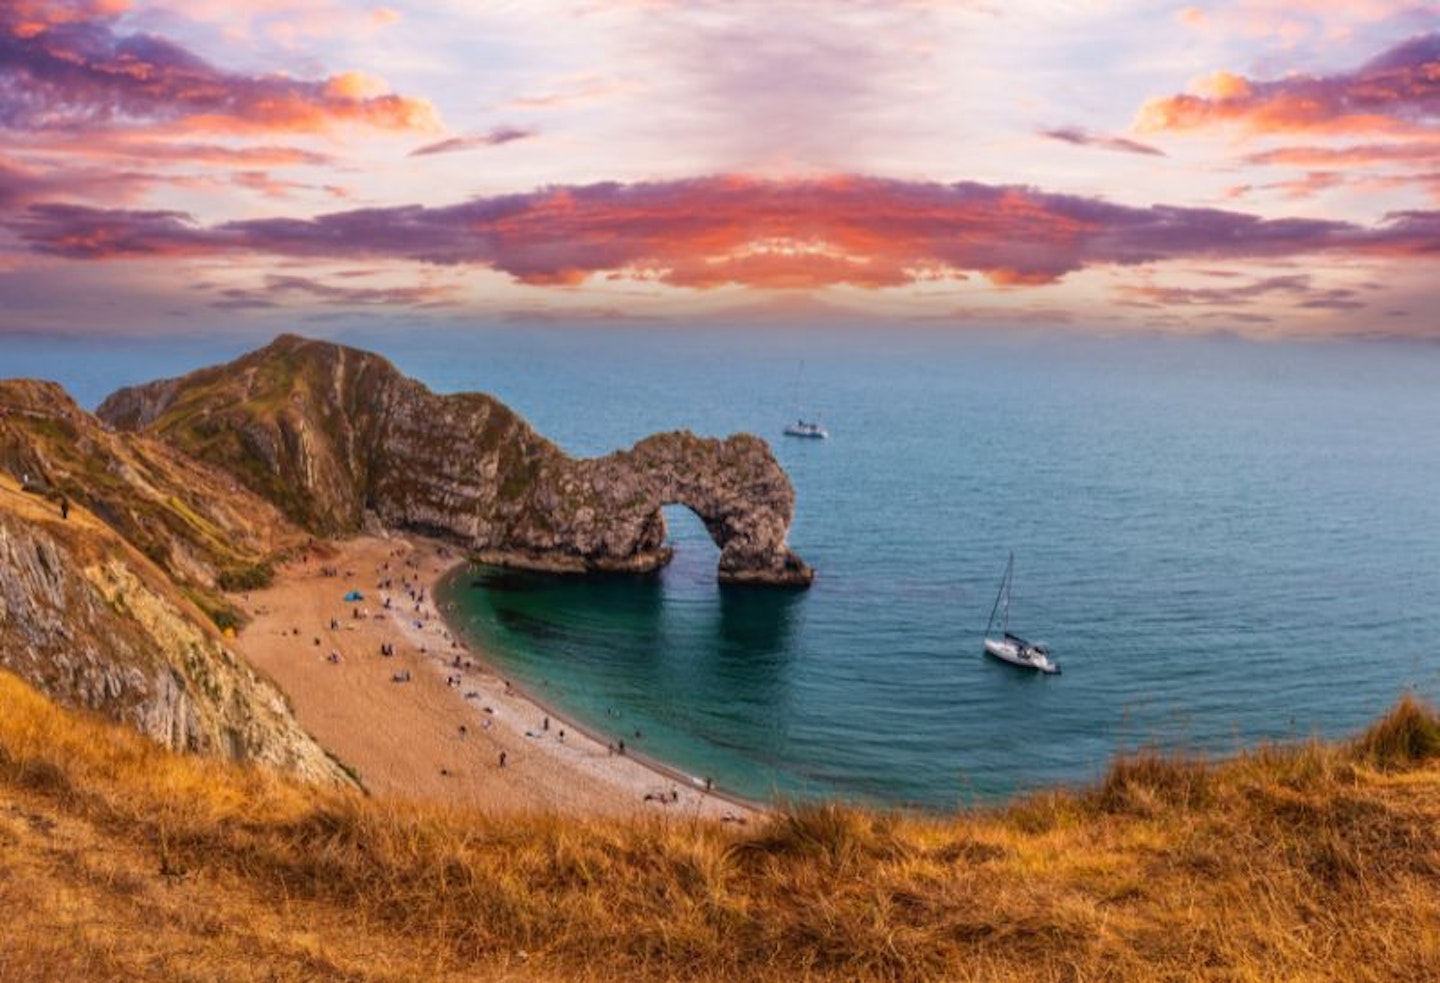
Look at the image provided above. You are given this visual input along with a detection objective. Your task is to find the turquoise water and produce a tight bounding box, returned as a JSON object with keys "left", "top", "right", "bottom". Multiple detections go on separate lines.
{"left": 11, "top": 326, "right": 1440, "bottom": 808}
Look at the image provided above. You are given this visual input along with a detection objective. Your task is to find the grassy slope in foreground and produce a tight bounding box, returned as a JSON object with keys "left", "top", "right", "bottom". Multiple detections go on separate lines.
{"left": 2, "top": 672, "right": 1439, "bottom": 982}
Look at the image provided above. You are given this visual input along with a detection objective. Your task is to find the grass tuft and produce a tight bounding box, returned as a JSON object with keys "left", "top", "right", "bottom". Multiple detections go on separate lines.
{"left": 1095, "top": 749, "right": 1212, "bottom": 815}
{"left": 1351, "top": 693, "right": 1440, "bottom": 770}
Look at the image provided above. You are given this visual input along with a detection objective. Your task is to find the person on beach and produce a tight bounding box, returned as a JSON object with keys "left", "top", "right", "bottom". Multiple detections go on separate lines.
{"left": 498, "top": 750, "right": 507, "bottom": 768}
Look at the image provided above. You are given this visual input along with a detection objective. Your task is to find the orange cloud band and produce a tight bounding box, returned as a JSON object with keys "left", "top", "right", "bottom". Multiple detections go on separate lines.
{"left": 1139, "top": 33, "right": 1440, "bottom": 136}
{"left": 12, "top": 174, "right": 1434, "bottom": 289}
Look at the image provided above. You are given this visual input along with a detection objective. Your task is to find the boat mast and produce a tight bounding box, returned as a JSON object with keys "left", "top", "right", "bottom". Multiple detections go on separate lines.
{"left": 985, "top": 551, "right": 1014, "bottom": 639}
{"left": 794, "top": 360, "right": 806, "bottom": 421}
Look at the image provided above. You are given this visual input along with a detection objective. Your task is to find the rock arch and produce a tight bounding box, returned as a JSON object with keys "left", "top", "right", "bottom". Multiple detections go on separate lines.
{"left": 100, "top": 336, "right": 814, "bottom": 588}
{"left": 551, "top": 432, "right": 814, "bottom": 586}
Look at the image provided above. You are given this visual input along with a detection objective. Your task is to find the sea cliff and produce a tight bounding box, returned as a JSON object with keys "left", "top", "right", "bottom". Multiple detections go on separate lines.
{"left": 100, "top": 334, "right": 813, "bottom": 586}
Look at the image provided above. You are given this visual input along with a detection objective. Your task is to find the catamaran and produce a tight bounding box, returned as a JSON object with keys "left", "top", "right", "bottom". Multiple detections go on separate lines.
{"left": 982, "top": 552, "right": 1060, "bottom": 674}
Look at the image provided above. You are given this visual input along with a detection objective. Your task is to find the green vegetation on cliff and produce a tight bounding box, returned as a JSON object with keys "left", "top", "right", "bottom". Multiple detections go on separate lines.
{"left": 99, "top": 334, "right": 813, "bottom": 585}
{"left": 1, "top": 379, "right": 303, "bottom": 625}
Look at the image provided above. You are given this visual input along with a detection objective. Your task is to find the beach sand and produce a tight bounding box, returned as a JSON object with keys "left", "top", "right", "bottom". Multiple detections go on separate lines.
{"left": 231, "top": 534, "right": 756, "bottom": 822}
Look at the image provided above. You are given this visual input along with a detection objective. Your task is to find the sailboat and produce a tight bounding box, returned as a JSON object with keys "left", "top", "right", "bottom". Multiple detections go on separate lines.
{"left": 782, "top": 361, "right": 828, "bottom": 439}
{"left": 983, "top": 552, "right": 1060, "bottom": 674}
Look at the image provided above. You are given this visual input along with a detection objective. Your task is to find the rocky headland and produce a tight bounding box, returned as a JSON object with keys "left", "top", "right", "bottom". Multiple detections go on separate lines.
{"left": 0, "top": 333, "right": 810, "bottom": 778}
{"left": 99, "top": 334, "right": 814, "bottom": 586}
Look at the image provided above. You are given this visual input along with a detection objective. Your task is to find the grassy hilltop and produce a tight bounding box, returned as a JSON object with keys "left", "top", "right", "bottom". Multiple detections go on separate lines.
{"left": 3, "top": 669, "right": 1438, "bottom": 983}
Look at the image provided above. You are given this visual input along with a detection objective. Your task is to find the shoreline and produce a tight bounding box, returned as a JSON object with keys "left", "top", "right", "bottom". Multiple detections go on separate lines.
{"left": 231, "top": 533, "right": 762, "bottom": 821}
{"left": 437, "top": 579, "right": 769, "bottom": 818}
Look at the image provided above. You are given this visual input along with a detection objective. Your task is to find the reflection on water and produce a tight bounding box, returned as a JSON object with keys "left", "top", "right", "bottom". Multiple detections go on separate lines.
{"left": 717, "top": 584, "right": 802, "bottom": 657}
{"left": 443, "top": 558, "right": 819, "bottom": 801}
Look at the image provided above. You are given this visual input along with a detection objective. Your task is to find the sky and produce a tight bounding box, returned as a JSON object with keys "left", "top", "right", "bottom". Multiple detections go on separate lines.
{"left": 2, "top": 0, "right": 1439, "bottom": 339}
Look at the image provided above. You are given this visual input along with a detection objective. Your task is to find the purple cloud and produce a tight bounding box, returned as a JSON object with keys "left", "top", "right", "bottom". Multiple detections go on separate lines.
{"left": 0, "top": 4, "right": 436, "bottom": 134}
{"left": 1141, "top": 32, "right": 1440, "bottom": 136}
{"left": 7, "top": 175, "right": 1436, "bottom": 288}
{"left": 409, "top": 126, "right": 536, "bottom": 157}
{"left": 1040, "top": 126, "right": 1166, "bottom": 157}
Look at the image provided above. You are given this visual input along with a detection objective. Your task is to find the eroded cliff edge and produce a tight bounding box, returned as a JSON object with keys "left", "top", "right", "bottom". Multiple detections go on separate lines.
{"left": 0, "top": 473, "right": 344, "bottom": 784}
{"left": 100, "top": 334, "right": 814, "bottom": 586}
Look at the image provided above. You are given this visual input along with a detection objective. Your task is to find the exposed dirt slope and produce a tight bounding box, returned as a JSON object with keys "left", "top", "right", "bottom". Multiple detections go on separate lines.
{"left": 0, "top": 475, "right": 344, "bottom": 782}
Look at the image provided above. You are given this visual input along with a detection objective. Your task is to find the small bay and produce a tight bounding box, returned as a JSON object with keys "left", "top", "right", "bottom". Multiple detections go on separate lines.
{"left": 20, "top": 325, "right": 1440, "bottom": 808}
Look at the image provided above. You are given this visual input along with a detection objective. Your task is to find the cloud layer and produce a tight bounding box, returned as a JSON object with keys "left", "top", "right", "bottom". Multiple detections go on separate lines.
{"left": 12, "top": 174, "right": 1435, "bottom": 290}
{"left": 1140, "top": 32, "right": 1440, "bottom": 136}
{"left": 0, "top": 0, "right": 437, "bottom": 134}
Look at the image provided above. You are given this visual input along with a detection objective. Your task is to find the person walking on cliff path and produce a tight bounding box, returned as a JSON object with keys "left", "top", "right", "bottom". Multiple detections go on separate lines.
{"left": 59, "top": 495, "right": 69, "bottom": 520}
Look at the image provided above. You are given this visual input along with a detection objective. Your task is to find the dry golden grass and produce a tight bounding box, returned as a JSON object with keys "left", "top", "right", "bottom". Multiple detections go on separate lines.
{"left": 3, "top": 670, "right": 1440, "bottom": 982}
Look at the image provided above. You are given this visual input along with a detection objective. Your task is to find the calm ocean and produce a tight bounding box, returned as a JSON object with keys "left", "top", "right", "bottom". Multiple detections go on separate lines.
{"left": 11, "top": 326, "right": 1440, "bottom": 808}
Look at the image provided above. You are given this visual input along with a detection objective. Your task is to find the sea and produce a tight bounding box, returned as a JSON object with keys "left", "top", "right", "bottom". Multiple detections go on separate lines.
{"left": 9, "top": 325, "right": 1440, "bottom": 809}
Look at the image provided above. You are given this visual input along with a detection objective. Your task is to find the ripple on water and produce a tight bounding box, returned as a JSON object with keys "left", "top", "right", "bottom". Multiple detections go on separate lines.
{"left": 432, "top": 331, "right": 1440, "bottom": 809}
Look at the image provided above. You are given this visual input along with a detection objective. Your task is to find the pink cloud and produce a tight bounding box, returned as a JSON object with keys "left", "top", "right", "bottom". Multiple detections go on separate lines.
{"left": 504, "top": 75, "right": 637, "bottom": 111}
{"left": 1245, "top": 141, "right": 1440, "bottom": 169}
{"left": 1138, "top": 32, "right": 1440, "bottom": 136}
{"left": 16, "top": 137, "right": 337, "bottom": 167}
{"left": 1224, "top": 171, "right": 1347, "bottom": 201}
{"left": 1039, "top": 126, "right": 1166, "bottom": 157}
{"left": 0, "top": 154, "right": 163, "bottom": 206}
{"left": 210, "top": 273, "right": 458, "bottom": 309}
{"left": 1114, "top": 273, "right": 1364, "bottom": 310}
{"left": 11, "top": 174, "right": 1435, "bottom": 289}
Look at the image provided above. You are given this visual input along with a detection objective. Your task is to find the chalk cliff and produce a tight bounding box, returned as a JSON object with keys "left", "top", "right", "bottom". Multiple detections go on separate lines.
{"left": 100, "top": 334, "right": 814, "bottom": 586}
{"left": 0, "top": 474, "right": 344, "bottom": 783}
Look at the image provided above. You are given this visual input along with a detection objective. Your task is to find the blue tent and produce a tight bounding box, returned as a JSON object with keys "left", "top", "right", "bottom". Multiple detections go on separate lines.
{"left": 343, "top": 590, "right": 365, "bottom": 602}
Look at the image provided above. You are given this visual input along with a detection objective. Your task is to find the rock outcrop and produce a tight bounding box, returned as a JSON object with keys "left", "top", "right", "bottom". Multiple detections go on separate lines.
{"left": 100, "top": 334, "right": 814, "bottom": 586}
{"left": 0, "top": 476, "right": 345, "bottom": 783}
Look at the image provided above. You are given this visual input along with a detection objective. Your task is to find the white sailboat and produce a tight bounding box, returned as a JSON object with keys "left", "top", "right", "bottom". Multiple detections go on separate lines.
{"left": 783, "top": 361, "right": 828, "bottom": 439}
{"left": 983, "top": 552, "right": 1060, "bottom": 674}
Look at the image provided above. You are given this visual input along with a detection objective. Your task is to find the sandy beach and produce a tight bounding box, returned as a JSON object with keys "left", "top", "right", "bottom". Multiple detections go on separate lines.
{"left": 231, "top": 534, "right": 757, "bottom": 821}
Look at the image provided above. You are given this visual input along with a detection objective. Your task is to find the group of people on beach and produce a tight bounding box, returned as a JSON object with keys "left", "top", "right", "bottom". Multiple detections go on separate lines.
{"left": 294, "top": 541, "right": 742, "bottom": 814}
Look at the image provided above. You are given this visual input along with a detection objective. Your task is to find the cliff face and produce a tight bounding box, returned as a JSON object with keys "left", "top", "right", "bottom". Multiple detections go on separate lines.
{"left": 0, "top": 379, "right": 304, "bottom": 625}
{"left": 0, "top": 476, "right": 345, "bottom": 783}
{"left": 100, "top": 334, "right": 813, "bottom": 586}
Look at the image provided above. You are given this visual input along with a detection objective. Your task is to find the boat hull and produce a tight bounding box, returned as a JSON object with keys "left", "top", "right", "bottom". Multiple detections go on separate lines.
{"left": 983, "top": 638, "right": 1060, "bottom": 674}
{"left": 783, "top": 425, "right": 828, "bottom": 439}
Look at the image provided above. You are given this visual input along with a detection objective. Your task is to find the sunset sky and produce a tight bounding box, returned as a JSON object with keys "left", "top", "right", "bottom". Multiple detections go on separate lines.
{"left": 3, "top": 0, "right": 1439, "bottom": 337}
